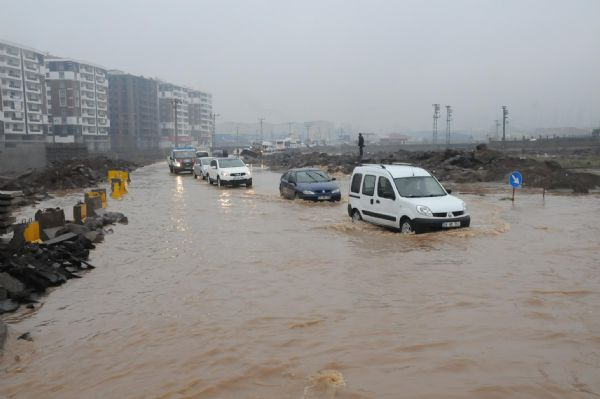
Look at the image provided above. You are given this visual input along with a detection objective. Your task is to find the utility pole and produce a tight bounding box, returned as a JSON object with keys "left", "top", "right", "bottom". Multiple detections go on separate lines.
{"left": 236, "top": 125, "right": 239, "bottom": 158}
{"left": 258, "top": 117, "right": 265, "bottom": 143}
{"left": 432, "top": 104, "right": 440, "bottom": 145}
{"left": 445, "top": 105, "right": 453, "bottom": 146}
{"left": 211, "top": 112, "right": 219, "bottom": 154}
{"left": 502, "top": 106, "right": 509, "bottom": 141}
{"left": 172, "top": 99, "right": 182, "bottom": 147}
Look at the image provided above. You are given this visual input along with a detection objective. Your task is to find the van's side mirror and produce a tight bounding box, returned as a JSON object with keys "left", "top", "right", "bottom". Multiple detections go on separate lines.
{"left": 446, "top": 188, "right": 452, "bottom": 194}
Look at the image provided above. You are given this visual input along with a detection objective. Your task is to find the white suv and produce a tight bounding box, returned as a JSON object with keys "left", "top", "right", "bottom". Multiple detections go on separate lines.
{"left": 348, "top": 164, "right": 470, "bottom": 234}
{"left": 208, "top": 158, "right": 252, "bottom": 187}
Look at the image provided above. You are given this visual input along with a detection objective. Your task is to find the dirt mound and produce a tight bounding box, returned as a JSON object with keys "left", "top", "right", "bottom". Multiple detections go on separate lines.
{"left": 0, "top": 157, "right": 139, "bottom": 205}
{"left": 258, "top": 145, "right": 600, "bottom": 193}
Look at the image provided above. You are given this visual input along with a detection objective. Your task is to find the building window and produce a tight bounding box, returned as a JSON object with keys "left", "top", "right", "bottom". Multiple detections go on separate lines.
{"left": 58, "top": 89, "right": 67, "bottom": 107}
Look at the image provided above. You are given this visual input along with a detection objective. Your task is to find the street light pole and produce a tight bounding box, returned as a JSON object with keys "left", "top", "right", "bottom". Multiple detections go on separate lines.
{"left": 172, "top": 99, "right": 182, "bottom": 147}
{"left": 258, "top": 117, "right": 265, "bottom": 143}
{"left": 211, "top": 113, "right": 220, "bottom": 154}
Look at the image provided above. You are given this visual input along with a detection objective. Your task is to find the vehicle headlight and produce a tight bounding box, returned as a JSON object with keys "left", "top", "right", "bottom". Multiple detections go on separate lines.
{"left": 302, "top": 190, "right": 315, "bottom": 195}
{"left": 461, "top": 201, "right": 467, "bottom": 211}
{"left": 332, "top": 188, "right": 340, "bottom": 194}
{"left": 221, "top": 171, "right": 229, "bottom": 176}
{"left": 416, "top": 205, "right": 433, "bottom": 216}
{"left": 173, "top": 161, "right": 180, "bottom": 167}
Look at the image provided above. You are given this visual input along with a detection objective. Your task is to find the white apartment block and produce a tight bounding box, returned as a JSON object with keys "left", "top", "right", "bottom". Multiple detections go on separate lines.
{"left": 45, "top": 58, "right": 110, "bottom": 150}
{"left": 0, "top": 40, "right": 51, "bottom": 147}
{"left": 158, "top": 82, "right": 213, "bottom": 148}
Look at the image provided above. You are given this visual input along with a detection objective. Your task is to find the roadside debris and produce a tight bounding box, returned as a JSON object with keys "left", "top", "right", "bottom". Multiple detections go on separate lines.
{"left": 0, "top": 156, "right": 139, "bottom": 206}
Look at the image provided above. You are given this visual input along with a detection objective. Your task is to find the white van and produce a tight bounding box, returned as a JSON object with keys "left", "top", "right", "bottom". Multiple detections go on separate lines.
{"left": 348, "top": 164, "right": 470, "bottom": 234}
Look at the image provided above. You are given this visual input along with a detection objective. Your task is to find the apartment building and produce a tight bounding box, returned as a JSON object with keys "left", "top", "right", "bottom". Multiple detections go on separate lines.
{"left": 157, "top": 82, "right": 192, "bottom": 147}
{"left": 0, "top": 40, "right": 51, "bottom": 148}
{"left": 108, "top": 71, "right": 159, "bottom": 149}
{"left": 46, "top": 58, "right": 110, "bottom": 151}
{"left": 188, "top": 90, "right": 213, "bottom": 147}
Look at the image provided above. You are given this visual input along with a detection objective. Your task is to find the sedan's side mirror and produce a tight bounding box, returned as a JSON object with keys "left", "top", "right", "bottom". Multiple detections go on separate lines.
{"left": 446, "top": 188, "right": 452, "bottom": 194}
{"left": 331, "top": 177, "right": 336, "bottom": 181}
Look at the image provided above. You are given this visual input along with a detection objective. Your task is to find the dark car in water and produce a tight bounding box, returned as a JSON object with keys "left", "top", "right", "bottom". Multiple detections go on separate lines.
{"left": 167, "top": 148, "right": 196, "bottom": 174}
{"left": 279, "top": 168, "right": 341, "bottom": 201}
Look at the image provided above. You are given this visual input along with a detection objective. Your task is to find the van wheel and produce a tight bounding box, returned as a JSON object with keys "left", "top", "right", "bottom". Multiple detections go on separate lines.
{"left": 209, "top": 177, "right": 214, "bottom": 185}
{"left": 193, "top": 172, "right": 197, "bottom": 179}
{"left": 400, "top": 217, "right": 414, "bottom": 234}
{"left": 351, "top": 209, "right": 362, "bottom": 222}
{"left": 217, "top": 177, "right": 222, "bottom": 187}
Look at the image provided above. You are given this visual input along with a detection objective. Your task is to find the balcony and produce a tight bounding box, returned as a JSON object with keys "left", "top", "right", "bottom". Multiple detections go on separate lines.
{"left": 27, "top": 94, "right": 42, "bottom": 103}
{"left": 4, "top": 112, "right": 24, "bottom": 121}
{"left": 25, "top": 74, "right": 39, "bottom": 83}
{"left": 24, "top": 62, "right": 38, "bottom": 72}
{"left": 2, "top": 81, "right": 22, "bottom": 90}
{"left": 29, "top": 114, "right": 42, "bottom": 122}
{"left": 4, "top": 125, "right": 26, "bottom": 134}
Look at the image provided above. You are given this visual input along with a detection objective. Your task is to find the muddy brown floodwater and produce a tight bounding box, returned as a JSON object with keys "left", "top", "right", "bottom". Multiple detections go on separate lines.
{"left": 1, "top": 163, "right": 600, "bottom": 398}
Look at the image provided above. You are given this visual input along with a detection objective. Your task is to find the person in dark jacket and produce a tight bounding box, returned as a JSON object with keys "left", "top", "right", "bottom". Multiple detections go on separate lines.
{"left": 358, "top": 133, "right": 365, "bottom": 158}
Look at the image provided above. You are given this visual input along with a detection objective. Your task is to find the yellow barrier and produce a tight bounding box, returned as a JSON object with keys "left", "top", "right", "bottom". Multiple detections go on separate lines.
{"left": 90, "top": 189, "right": 107, "bottom": 208}
{"left": 73, "top": 202, "right": 87, "bottom": 223}
{"left": 23, "top": 221, "right": 41, "bottom": 242}
{"left": 110, "top": 179, "right": 123, "bottom": 199}
{"left": 108, "top": 170, "right": 129, "bottom": 197}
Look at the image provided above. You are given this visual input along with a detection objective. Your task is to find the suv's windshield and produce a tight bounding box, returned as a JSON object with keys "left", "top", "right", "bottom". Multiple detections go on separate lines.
{"left": 173, "top": 151, "right": 195, "bottom": 159}
{"left": 219, "top": 159, "right": 245, "bottom": 168}
{"left": 394, "top": 176, "right": 446, "bottom": 198}
{"left": 296, "top": 170, "right": 331, "bottom": 183}
{"left": 200, "top": 158, "right": 213, "bottom": 165}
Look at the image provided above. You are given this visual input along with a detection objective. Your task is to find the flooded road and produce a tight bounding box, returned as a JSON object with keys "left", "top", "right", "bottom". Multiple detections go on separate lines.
{"left": 1, "top": 163, "right": 600, "bottom": 398}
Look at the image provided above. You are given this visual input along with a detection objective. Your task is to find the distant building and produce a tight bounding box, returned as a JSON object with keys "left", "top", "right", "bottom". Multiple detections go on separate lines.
{"left": 158, "top": 82, "right": 191, "bottom": 147}
{"left": 158, "top": 82, "right": 213, "bottom": 148}
{"left": 188, "top": 90, "right": 212, "bottom": 147}
{"left": 46, "top": 57, "right": 110, "bottom": 151}
{"left": 108, "top": 71, "right": 159, "bottom": 149}
{"left": 379, "top": 133, "right": 411, "bottom": 145}
{"left": 0, "top": 40, "right": 51, "bottom": 147}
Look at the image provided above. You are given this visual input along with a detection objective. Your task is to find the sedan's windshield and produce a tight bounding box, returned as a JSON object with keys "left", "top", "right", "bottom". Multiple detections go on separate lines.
{"left": 200, "top": 158, "right": 213, "bottom": 165}
{"left": 173, "top": 151, "right": 195, "bottom": 159}
{"left": 219, "top": 159, "right": 245, "bottom": 168}
{"left": 296, "top": 170, "right": 331, "bottom": 183}
{"left": 394, "top": 176, "right": 446, "bottom": 198}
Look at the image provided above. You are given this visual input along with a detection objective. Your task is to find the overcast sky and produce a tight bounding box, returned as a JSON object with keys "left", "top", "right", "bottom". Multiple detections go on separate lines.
{"left": 2, "top": 0, "right": 599, "bottom": 133}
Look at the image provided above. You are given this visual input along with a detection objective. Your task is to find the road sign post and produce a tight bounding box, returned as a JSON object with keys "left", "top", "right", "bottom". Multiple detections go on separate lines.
{"left": 509, "top": 171, "right": 523, "bottom": 202}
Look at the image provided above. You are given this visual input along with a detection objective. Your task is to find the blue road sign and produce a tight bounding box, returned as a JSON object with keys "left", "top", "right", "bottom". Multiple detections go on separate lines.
{"left": 509, "top": 171, "right": 523, "bottom": 188}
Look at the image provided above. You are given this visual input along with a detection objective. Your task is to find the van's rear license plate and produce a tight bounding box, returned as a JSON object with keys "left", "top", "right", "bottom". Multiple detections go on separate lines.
{"left": 318, "top": 196, "right": 331, "bottom": 200}
{"left": 442, "top": 221, "right": 461, "bottom": 228}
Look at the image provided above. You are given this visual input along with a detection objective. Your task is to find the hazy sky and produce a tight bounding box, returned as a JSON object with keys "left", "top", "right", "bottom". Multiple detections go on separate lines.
{"left": 2, "top": 0, "right": 599, "bottom": 133}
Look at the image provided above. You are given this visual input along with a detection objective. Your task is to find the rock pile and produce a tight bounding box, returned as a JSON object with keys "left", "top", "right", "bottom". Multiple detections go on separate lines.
{"left": 0, "top": 157, "right": 139, "bottom": 206}
{"left": 0, "top": 209, "right": 128, "bottom": 315}
{"left": 0, "top": 191, "right": 22, "bottom": 236}
{"left": 258, "top": 145, "right": 600, "bottom": 193}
